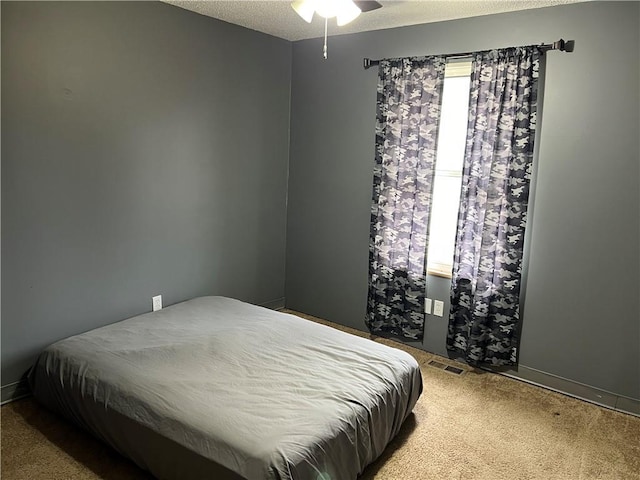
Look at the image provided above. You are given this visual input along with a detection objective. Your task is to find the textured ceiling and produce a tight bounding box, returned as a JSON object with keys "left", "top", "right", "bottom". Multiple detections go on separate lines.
{"left": 164, "top": 0, "right": 586, "bottom": 41}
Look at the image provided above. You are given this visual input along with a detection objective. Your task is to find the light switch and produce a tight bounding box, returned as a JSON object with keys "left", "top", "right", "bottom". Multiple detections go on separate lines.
{"left": 433, "top": 300, "right": 444, "bottom": 317}
{"left": 152, "top": 295, "right": 162, "bottom": 312}
{"left": 425, "top": 298, "right": 432, "bottom": 314}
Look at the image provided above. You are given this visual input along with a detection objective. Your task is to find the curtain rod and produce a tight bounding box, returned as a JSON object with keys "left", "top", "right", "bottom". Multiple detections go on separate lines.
{"left": 363, "top": 38, "right": 574, "bottom": 69}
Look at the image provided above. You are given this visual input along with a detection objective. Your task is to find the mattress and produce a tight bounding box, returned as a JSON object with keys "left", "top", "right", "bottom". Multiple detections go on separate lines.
{"left": 29, "top": 296, "right": 422, "bottom": 480}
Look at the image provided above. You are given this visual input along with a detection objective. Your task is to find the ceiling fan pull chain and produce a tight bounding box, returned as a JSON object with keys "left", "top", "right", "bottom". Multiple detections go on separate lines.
{"left": 323, "top": 17, "right": 328, "bottom": 59}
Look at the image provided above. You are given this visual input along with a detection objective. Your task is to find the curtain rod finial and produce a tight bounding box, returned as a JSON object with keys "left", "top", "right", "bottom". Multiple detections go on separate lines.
{"left": 552, "top": 38, "right": 575, "bottom": 52}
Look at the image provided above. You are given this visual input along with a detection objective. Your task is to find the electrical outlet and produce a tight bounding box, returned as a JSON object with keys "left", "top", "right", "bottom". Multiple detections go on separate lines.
{"left": 433, "top": 300, "right": 444, "bottom": 317}
{"left": 152, "top": 295, "right": 162, "bottom": 312}
{"left": 425, "top": 298, "right": 432, "bottom": 314}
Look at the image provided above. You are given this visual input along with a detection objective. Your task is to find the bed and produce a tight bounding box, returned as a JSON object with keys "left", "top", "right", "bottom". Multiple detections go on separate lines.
{"left": 29, "top": 296, "right": 422, "bottom": 480}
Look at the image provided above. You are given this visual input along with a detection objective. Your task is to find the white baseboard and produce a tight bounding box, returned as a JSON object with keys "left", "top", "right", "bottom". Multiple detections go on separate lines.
{"left": 501, "top": 365, "right": 639, "bottom": 417}
{"left": 259, "top": 297, "right": 286, "bottom": 310}
{"left": 1, "top": 380, "right": 30, "bottom": 405}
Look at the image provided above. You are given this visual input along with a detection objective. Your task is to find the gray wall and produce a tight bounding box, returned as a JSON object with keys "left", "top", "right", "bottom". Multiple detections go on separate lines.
{"left": 3, "top": 1, "right": 638, "bottom": 403}
{"left": 1, "top": 1, "right": 292, "bottom": 387}
{"left": 286, "top": 2, "right": 639, "bottom": 399}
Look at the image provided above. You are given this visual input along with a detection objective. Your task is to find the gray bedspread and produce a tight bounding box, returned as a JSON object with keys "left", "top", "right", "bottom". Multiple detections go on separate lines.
{"left": 29, "top": 296, "right": 422, "bottom": 480}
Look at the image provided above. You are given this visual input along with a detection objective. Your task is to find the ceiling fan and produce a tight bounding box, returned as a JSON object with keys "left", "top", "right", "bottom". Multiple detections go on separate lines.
{"left": 291, "top": 0, "right": 383, "bottom": 58}
{"left": 291, "top": 0, "right": 382, "bottom": 25}
{"left": 354, "top": 1, "right": 384, "bottom": 11}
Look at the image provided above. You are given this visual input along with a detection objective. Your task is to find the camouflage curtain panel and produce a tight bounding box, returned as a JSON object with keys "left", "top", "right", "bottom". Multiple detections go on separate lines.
{"left": 366, "top": 56, "right": 446, "bottom": 340}
{"left": 447, "top": 46, "right": 540, "bottom": 365}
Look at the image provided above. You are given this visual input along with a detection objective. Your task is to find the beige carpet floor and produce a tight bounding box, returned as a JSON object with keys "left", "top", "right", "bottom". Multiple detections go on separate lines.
{"left": 2, "top": 310, "right": 639, "bottom": 480}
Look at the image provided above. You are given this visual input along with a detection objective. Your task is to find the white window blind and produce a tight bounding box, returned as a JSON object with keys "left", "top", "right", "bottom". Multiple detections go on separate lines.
{"left": 427, "top": 60, "right": 472, "bottom": 277}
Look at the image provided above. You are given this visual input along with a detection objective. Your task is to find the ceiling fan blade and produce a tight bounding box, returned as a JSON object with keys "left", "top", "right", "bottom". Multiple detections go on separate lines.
{"left": 354, "top": 1, "right": 383, "bottom": 13}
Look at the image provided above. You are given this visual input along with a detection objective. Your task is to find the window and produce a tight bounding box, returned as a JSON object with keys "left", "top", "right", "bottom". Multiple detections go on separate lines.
{"left": 426, "top": 60, "right": 472, "bottom": 278}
